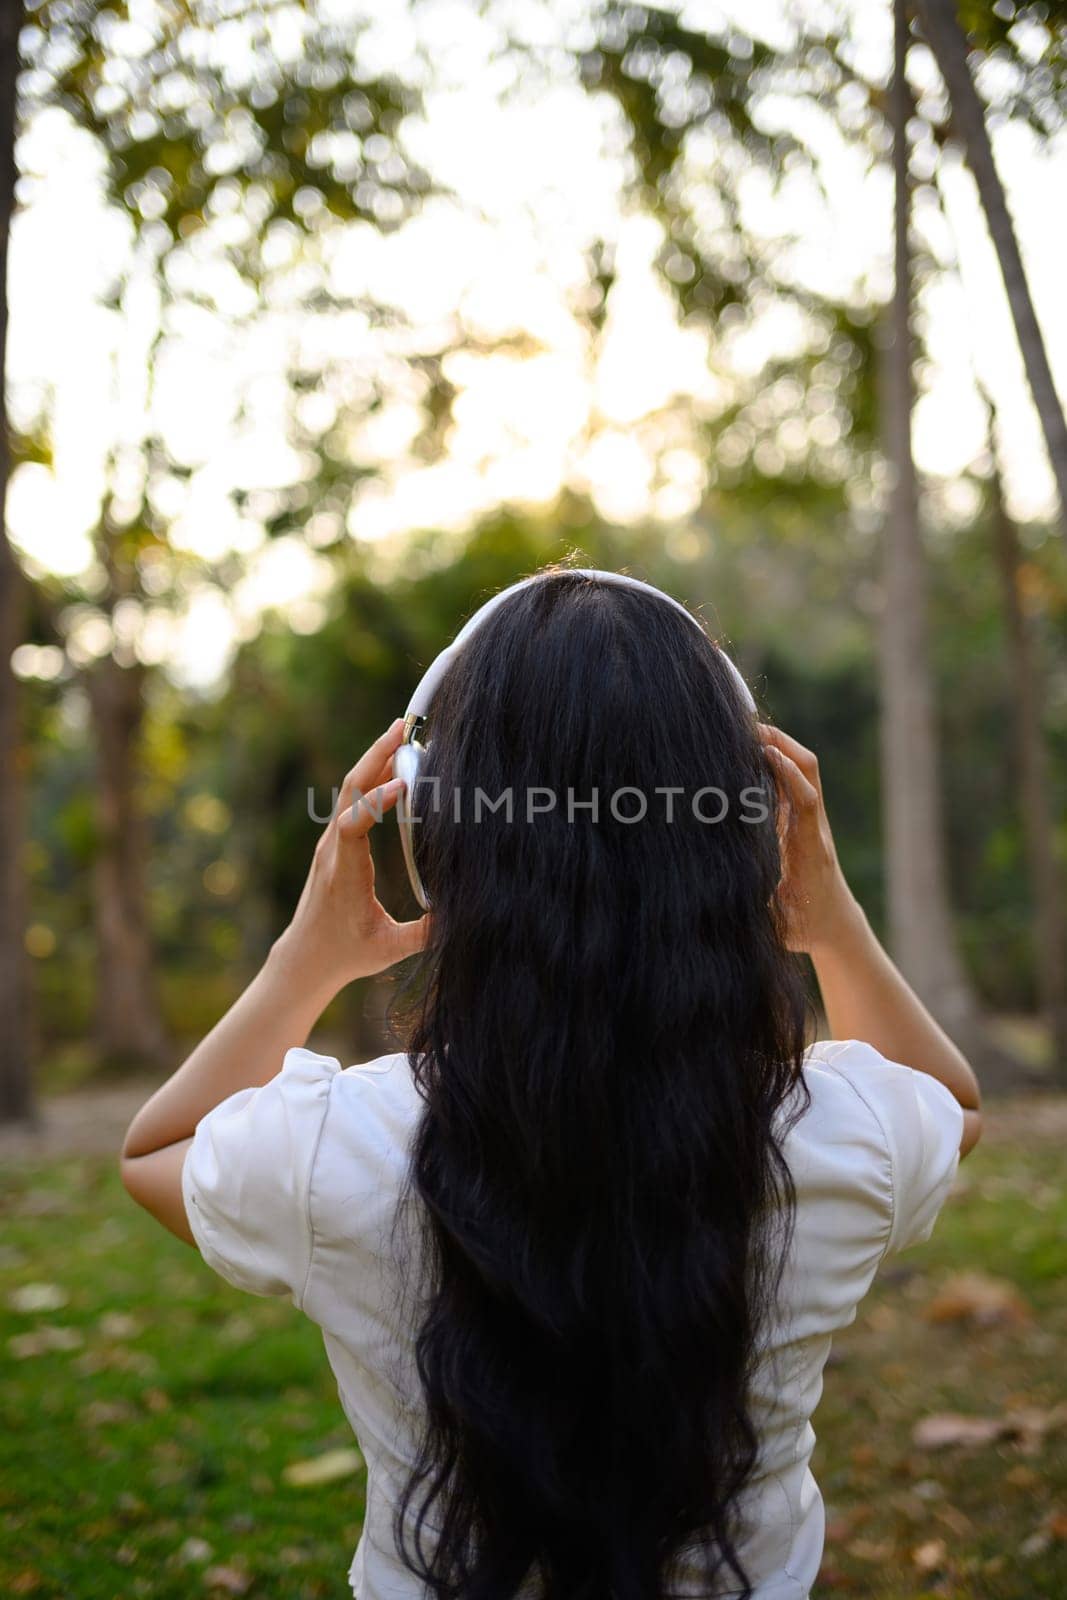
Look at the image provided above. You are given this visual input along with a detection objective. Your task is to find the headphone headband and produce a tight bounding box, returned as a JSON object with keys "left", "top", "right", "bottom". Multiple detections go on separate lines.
{"left": 403, "top": 569, "right": 755, "bottom": 720}
{"left": 395, "top": 569, "right": 755, "bottom": 909}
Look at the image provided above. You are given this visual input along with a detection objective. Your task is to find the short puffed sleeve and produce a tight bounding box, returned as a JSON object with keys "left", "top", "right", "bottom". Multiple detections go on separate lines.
{"left": 181, "top": 1047, "right": 341, "bottom": 1304}
{"left": 806, "top": 1039, "right": 965, "bottom": 1257}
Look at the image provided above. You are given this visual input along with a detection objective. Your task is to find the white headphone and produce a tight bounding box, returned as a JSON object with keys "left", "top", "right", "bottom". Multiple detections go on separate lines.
{"left": 394, "top": 569, "right": 756, "bottom": 909}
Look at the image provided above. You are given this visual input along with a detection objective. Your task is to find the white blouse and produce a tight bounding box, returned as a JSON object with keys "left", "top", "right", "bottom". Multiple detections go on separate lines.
{"left": 181, "top": 1039, "right": 963, "bottom": 1600}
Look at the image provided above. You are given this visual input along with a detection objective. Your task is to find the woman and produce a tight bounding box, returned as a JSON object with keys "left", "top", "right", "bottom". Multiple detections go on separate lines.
{"left": 121, "top": 568, "right": 981, "bottom": 1600}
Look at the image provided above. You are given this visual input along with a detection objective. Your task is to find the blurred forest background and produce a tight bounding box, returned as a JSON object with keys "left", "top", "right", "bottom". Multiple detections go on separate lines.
{"left": 4, "top": 5, "right": 1067, "bottom": 1597}
{"left": 2, "top": 0, "right": 1067, "bottom": 1121}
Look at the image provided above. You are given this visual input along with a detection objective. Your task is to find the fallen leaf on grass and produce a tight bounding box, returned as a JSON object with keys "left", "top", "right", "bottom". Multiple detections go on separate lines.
{"left": 924, "top": 1272, "right": 1030, "bottom": 1328}
{"left": 845, "top": 1539, "right": 894, "bottom": 1562}
{"left": 72, "top": 1344, "right": 157, "bottom": 1378}
{"left": 282, "top": 1446, "right": 363, "bottom": 1487}
{"left": 933, "top": 1502, "right": 975, "bottom": 1538}
{"left": 1020, "top": 1508, "right": 1067, "bottom": 1556}
{"left": 178, "top": 1538, "right": 213, "bottom": 1566}
{"left": 13, "top": 1189, "right": 66, "bottom": 1218}
{"left": 913, "top": 1404, "right": 1067, "bottom": 1454}
{"left": 912, "top": 1539, "right": 947, "bottom": 1572}
{"left": 82, "top": 1399, "right": 136, "bottom": 1428}
{"left": 8, "top": 1325, "right": 83, "bottom": 1359}
{"left": 97, "top": 1311, "right": 142, "bottom": 1341}
{"left": 890, "top": 1490, "right": 933, "bottom": 1524}
{"left": 913, "top": 1413, "right": 1006, "bottom": 1449}
{"left": 1006, "top": 1404, "right": 1067, "bottom": 1457}
{"left": 203, "top": 1565, "right": 251, "bottom": 1595}
{"left": 7, "top": 1282, "right": 68, "bottom": 1313}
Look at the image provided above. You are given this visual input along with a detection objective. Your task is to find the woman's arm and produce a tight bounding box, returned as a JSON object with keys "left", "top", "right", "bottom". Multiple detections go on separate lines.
{"left": 120, "top": 720, "right": 428, "bottom": 1235}
{"left": 760, "top": 724, "right": 982, "bottom": 1156}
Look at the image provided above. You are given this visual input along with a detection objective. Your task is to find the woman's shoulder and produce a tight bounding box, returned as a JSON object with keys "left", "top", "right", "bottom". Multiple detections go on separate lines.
{"left": 336, "top": 1047, "right": 421, "bottom": 1106}
{"left": 799, "top": 1038, "right": 963, "bottom": 1142}
{"left": 277, "top": 1043, "right": 418, "bottom": 1106}
{"left": 786, "top": 1038, "right": 964, "bottom": 1260}
{"left": 781, "top": 1039, "right": 900, "bottom": 1184}
{"left": 315, "top": 1047, "right": 423, "bottom": 1178}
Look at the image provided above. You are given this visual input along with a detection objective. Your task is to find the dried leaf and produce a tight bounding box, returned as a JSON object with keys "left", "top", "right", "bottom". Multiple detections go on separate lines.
{"left": 912, "top": 1539, "right": 947, "bottom": 1572}
{"left": 934, "top": 1502, "right": 975, "bottom": 1538}
{"left": 8, "top": 1282, "right": 68, "bottom": 1314}
{"left": 845, "top": 1539, "right": 893, "bottom": 1562}
{"left": 282, "top": 1446, "right": 363, "bottom": 1487}
{"left": 912, "top": 1413, "right": 1006, "bottom": 1450}
{"left": 178, "top": 1537, "right": 213, "bottom": 1566}
{"left": 203, "top": 1565, "right": 251, "bottom": 1595}
{"left": 913, "top": 1404, "right": 1063, "bottom": 1454}
{"left": 13, "top": 1190, "right": 65, "bottom": 1218}
{"left": 82, "top": 1399, "right": 136, "bottom": 1428}
{"left": 1004, "top": 1404, "right": 1067, "bottom": 1457}
{"left": 8, "top": 1325, "right": 84, "bottom": 1359}
{"left": 925, "top": 1273, "right": 1030, "bottom": 1328}
{"left": 97, "top": 1311, "right": 142, "bottom": 1341}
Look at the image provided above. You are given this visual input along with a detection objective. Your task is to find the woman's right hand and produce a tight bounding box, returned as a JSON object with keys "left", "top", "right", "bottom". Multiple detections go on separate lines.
{"left": 758, "top": 724, "right": 860, "bottom": 955}
{"left": 277, "top": 720, "right": 429, "bottom": 993}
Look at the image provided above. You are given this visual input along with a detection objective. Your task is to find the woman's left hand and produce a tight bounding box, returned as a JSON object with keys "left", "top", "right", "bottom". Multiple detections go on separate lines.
{"left": 275, "top": 719, "right": 429, "bottom": 995}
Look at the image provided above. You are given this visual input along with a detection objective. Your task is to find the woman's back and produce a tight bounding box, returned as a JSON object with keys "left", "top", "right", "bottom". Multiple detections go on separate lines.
{"left": 127, "top": 569, "right": 979, "bottom": 1600}
{"left": 182, "top": 1032, "right": 963, "bottom": 1599}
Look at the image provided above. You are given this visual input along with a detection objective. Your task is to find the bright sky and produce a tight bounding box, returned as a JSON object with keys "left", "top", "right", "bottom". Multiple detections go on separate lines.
{"left": 8, "top": 0, "right": 1067, "bottom": 685}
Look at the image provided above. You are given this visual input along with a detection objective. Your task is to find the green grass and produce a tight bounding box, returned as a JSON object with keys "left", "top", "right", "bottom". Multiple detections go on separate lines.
{"left": 1, "top": 1159, "right": 360, "bottom": 1598}
{"left": 809, "top": 1112, "right": 1067, "bottom": 1599}
{"left": 2, "top": 1109, "right": 1065, "bottom": 1599}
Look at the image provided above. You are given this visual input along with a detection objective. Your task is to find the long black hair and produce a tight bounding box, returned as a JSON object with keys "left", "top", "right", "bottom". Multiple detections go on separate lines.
{"left": 396, "top": 569, "right": 809, "bottom": 1599}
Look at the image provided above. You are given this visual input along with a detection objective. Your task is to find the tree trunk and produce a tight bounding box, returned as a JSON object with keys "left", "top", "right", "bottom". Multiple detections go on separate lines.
{"left": 0, "top": 0, "right": 34, "bottom": 1124}
{"left": 917, "top": 0, "right": 1067, "bottom": 522}
{"left": 85, "top": 657, "right": 169, "bottom": 1067}
{"left": 880, "top": 0, "right": 995, "bottom": 1073}
{"left": 986, "top": 439, "right": 1067, "bottom": 1082}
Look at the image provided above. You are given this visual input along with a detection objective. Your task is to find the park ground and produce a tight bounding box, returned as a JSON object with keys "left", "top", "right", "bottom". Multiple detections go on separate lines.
{"left": 1, "top": 1083, "right": 1065, "bottom": 1600}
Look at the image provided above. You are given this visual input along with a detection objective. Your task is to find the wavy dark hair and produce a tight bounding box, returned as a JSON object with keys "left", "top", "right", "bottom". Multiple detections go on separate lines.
{"left": 396, "top": 570, "right": 810, "bottom": 1600}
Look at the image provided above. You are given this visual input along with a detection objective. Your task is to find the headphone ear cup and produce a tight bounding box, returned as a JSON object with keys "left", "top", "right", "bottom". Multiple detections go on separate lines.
{"left": 394, "top": 739, "right": 430, "bottom": 910}
{"left": 394, "top": 738, "right": 423, "bottom": 794}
